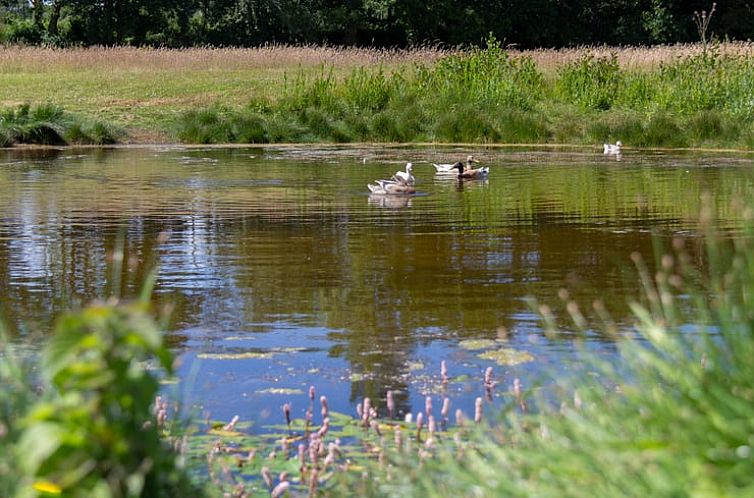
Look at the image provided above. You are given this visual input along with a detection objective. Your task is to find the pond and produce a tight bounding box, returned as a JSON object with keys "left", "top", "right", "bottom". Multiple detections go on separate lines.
{"left": 1, "top": 145, "right": 753, "bottom": 427}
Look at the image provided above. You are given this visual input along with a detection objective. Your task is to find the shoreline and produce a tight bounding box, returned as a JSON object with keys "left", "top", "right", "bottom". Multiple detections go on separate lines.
{"left": 4, "top": 140, "right": 754, "bottom": 156}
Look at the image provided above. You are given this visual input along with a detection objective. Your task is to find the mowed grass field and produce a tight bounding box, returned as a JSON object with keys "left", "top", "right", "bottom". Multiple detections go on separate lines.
{"left": 0, "top": 46, "right": 445, "bottom": 141}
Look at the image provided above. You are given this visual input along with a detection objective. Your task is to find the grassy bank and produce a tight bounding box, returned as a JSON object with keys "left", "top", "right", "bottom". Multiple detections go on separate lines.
{"left": 172, "top": 40, "right": 754, "bottom": 148}
{"left": 2, "top": 42, "right": 754, "bottom": 148}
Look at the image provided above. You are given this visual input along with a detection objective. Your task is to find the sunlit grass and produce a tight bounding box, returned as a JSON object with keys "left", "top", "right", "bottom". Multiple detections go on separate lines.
{"left": 2, "top": 42, "right": 754, "bottom": 146}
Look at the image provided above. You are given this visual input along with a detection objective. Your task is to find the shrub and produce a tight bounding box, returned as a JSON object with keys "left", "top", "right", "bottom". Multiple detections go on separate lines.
{"left": 4, "top": 301, "right": 201, "bottom": 498}
{"left": 0, "top": 104, "right": 119, "bottom": 146}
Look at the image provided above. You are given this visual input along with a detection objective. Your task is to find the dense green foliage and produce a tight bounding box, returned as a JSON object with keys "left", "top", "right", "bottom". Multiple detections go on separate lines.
{"left": 0, "top": 0, "right": 750, "bottom": 48}
{"left": 0, "top": 301, "right": 200, "bottom": 498}
{"left": 0, "top": 104, "right": 120, "bottom": 146}
{"left": 173, "top": 41, "right": 754, "bottom": 148}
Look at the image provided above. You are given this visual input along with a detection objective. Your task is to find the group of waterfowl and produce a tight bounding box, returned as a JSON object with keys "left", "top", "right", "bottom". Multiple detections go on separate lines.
{"left": 367, "top": 155, "right": 488, "bottom": 195}
{"left": 367, "top": 143, "right": 623, "bottom": 196}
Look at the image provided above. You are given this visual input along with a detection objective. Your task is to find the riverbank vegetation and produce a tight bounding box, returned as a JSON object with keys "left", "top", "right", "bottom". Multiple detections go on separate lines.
{"left": 0, "top": 103, "right": 119, "bottom": 146}
{"left": 2, "top": 41, "right": 754, "bottom": 149}
{"left": 2, "top": 203, "right": 754, "bottom": 497}
{"left": 173, "top": 40, "right": 754, "bottom": 149}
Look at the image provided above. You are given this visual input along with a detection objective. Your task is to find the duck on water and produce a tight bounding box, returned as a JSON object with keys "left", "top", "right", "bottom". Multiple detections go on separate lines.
{"left": 433, "top": 155, "right": 479, "bottom": 175}
{"left": 367, "top": 162, "right": 416, "bottom": 195}
{"left": 452, "top": 161, "right": 489, "bottom": 179}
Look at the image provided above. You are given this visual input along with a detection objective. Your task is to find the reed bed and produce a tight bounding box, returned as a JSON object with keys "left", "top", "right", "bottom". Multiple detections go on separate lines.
{"left": 518, "top": 41, "right": 754, "bottom": 72}
{"left": 0, "top": 44, "right": 448, "bottom": 73}
{"left": 3, "top": 42, "right": 754, "bottom": 74}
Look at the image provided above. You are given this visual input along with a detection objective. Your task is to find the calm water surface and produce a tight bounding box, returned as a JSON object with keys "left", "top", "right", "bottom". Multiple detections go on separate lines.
{"left": 1, "top": 145, "right": 753, "bottom": 423}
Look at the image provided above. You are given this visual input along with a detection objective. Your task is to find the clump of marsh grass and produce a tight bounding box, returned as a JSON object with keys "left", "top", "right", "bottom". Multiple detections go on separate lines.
{"left": 0, "top": 103, "right": 120, "bottom": 146}
{"left": 556, "top": 53, "right": 622, "bottom": 110}
{"left": 325, "top": 201, "right": 754, "bottom": 498}
{"left": 417, "top": 36, "right": 544, "bottom": 112}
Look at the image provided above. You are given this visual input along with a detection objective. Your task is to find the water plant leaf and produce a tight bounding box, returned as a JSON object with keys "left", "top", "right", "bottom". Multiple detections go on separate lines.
{"left": 407, "top": 360, "right": 425, "bottom": 371}
{"left": 207, "top": 428, "right": 247, "bottom": 438}
{"left": 458, "top": 339, "right": 498, "bottom": 350}
{"left": 478, "top": 348, "right": 535, "bottom": 366}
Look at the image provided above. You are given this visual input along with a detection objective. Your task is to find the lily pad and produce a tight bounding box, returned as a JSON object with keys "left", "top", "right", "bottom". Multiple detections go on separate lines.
{"left": 207, "top": 428, "right": 247, "bottom": 438}
{"left": 407, "top": 360, "right": 425, "bottom": 371}
{"left": 458, "top": 339, "right": 498, "bottom": 350}
{"left": 275, "top": 347, "right": 307, "bottom": 353}
{"left": 478, "top": 348, "right": 535, "bottom": 366}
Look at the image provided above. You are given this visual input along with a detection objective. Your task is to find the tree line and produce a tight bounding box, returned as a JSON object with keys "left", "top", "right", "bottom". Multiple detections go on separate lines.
{"left": 0, "top": 0, "right": 749, "bottom": 48}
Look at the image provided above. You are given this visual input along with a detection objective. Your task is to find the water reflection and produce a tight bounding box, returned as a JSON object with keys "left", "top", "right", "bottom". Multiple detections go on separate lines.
{"left": 368, "top": 193, "right": 413, "bottom": 209}
{"left": 1, "top": 146, "right": 753, "bottom": 420}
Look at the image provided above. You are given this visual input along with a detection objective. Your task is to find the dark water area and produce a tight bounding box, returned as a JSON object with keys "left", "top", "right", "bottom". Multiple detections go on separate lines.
{"left": 1, "top": 145, "right": 753, "bottom": 425}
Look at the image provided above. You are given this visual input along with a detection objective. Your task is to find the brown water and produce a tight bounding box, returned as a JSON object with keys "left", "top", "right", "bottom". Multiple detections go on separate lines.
{"left": 1, "top": 145, "right": 752, "bottom": 421}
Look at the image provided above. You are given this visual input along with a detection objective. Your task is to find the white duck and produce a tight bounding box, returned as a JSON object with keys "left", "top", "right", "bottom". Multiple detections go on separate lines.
{"left": 392, "top": 162, "right": 415, "bottom": 185}
{"left": 433, "top": 155, "right": 479, "bottom": 175}
{"left": 603, "top": 141, "right": 623, "bottom": 155}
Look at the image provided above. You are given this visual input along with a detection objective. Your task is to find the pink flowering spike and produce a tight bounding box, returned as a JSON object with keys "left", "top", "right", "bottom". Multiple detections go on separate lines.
{"left": 363, "top": 398, "right": 371, "bottom": 420}
{"left": 441, "top": 398, "right": 450, "bottom": 419}
{"left": 283, "top": 403, "right": 291, "bottom": 427}
{"left": 309, "top": 385, "right": 315, "bottom": 402}
{"left": 428, "top": 415, "right": 436, "bottom": 435}
{"left": 425, "top": 396, "right": 433, "bottom": 417}
{"left": 298, "top": 443, "right": 306, "bottom": 467}
{"left": 370, "top": 419, "right": 382, "bottom": 437}
{"left": 320, "top": 395, "right": 328, "bottom": 420}
{"left": 474, "top": 397, "right": 483, "bottom": 424}
{"left": 222, "top": 415, "right": 240, "bottom": 431}
{"left": 441, "top": 360, "right": 448, "bottom": 382}
{"left": 261, "top": 466, "right": 273, "bottom": 489}
{"left": 484, "top": 367, "right": 493, "bottom": 388}
{"left": 386, "top": 390, "right": 395, "bottom": 419}
{"left": 317, "top": 417, "right": 330, "bottom": 438}
{"left": 271, "top": 481, "right": 290, "bottom": 498}
{"left": 455, "top": 409, "right": 464, "bottom": 427}
{"left": 309, "top": 468, "right": 319, "bottom": 496}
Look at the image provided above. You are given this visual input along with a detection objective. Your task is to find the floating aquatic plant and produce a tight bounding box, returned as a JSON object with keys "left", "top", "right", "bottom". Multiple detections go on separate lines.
{"left": 478, "top": 348, "right": 535, "bottom": 366}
